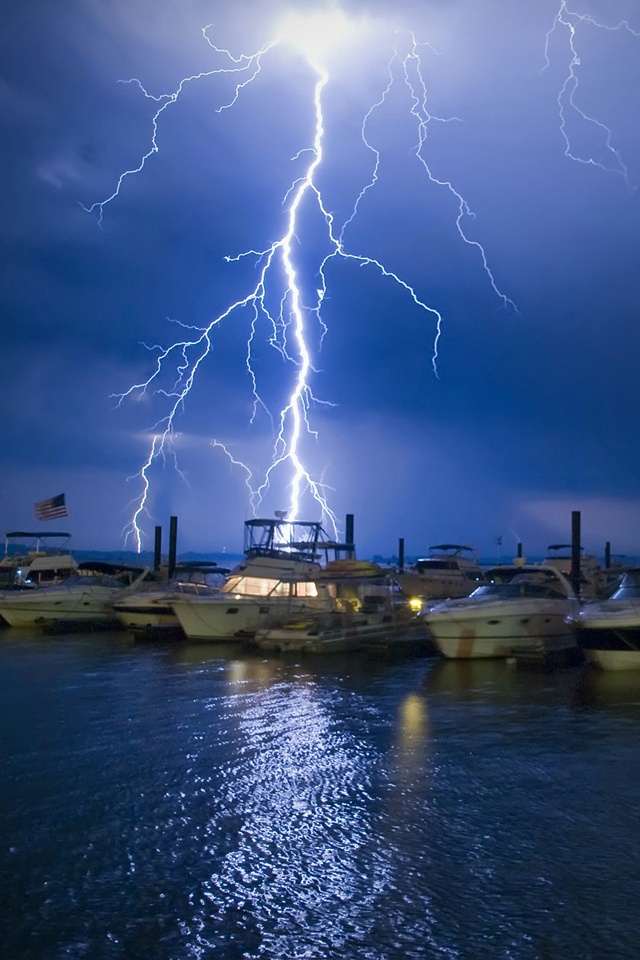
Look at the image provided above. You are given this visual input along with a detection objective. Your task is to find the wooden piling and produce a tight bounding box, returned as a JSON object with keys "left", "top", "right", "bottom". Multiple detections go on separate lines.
{"left": 154, "top": 526, "right": 162, "bottom": 572}
{"left": 345, "top": 514, "right": 355, "bottom": 559}
{"left": 168, "top": 515, "right": 178, "bottom": 579}
{"left": 571, "top": 510, "right": 581, "bottom": 596}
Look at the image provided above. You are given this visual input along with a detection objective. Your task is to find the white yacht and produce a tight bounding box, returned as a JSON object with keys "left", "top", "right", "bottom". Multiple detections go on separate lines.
{"left": 424, "top": 564, "right": 580, "bottom": 659}
{"left": 571, "top": 568, "right": 640, "bottom": 670}
{"left": 540, "top": 544, "right": 606, "bottom": 600}
{"left": 112, "top": 561, "right": 228, "bottom": 638}
{"left": 0, "top": 562, "right": 150, "bottom": 629}
{"left": 395, "top": 544, "right": 486, "bottom": 602}
{"left": 0, "top": 530, "right": 78, "bottom": 589}
{"left": 254, "top": 559, "right": 428, "bottom": 653}
{"left": 171, "top": 518, "right": 349, "bottom": 642}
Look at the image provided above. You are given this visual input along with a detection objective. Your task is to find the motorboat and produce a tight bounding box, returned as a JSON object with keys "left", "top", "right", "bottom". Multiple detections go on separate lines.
{"left": 112, "top": 561, "right": 229, "bottom": 638}
{"left": 254, "top": 606, "right": 428, "bottom": 654}
{"left": 540, "top": 544, "right": 606, "bottom": 600}
{"left": 423, "top": 564, "right": 580, "bottom": 659}
{"left": 254, "top": 559, "right": 429, "bottom": 653}
{"left": 570, "top": 568, "right": 640, "bottom": 670}
{"left": 171, "top": 518, "right": 351, "bottom": 642}
{"left": 395, "top": 544, "right": 486, "bottom": 602}
{"left": 0, "top": 561, "right": 150, "bottom": 629}
{"left": 254, "top": 610, "right": 366, "bottom": 654}
{"left": 171, "top": 554, "right": 333, "bottom": 641}
{"left": 0, "top": 530, "right": 78, "bottom": 589}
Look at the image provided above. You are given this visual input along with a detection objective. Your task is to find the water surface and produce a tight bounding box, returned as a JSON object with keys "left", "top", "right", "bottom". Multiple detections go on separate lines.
{"left": 1, "top": 630, "right": 639, "bottom": 959}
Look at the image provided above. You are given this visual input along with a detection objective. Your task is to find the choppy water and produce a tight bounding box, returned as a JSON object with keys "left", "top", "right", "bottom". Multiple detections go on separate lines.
{"left": 1, "top": 629, "right": 639, "bottom": 960}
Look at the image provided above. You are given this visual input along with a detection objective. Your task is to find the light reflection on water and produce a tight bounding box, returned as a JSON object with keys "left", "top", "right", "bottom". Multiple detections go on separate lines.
{"left": 1, "top": 631, "right": 640, "bottom": 959}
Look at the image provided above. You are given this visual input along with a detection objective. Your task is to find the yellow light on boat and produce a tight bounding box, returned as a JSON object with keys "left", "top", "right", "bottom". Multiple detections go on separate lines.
{"left": 409, "top": 597, "right": 423, "bottom": 612}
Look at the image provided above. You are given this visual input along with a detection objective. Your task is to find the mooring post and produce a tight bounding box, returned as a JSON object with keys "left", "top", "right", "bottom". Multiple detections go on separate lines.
{"left": 168, "top": 515, "right": 178, "bottom": 579}
{"left": 605, "top": 541, "right": 611, "bottom": 569}
{"left": 154, "top": 526, "right": 162, "bottom": 572}
{"left": 345, "top": 514, "right": 355, "bottom": 559}
{"left": 398, "top": 537, "right": 405, "bottom": 573}
{"left": 571, "top": 510, "right": 581, "bottom": 596}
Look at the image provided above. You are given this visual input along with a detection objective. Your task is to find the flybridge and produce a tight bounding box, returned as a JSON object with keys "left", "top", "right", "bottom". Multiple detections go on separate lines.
{"left": 243, "top": 519, "right": 353, "bottom": 563}
{"left": 3, "top": 531, "right": 72, "bottom": 557}
{"left": 0, "top": 531, "right": 77, "bottom": 586}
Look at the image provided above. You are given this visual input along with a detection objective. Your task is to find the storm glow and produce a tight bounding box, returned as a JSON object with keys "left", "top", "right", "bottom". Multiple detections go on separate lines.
{"left": 82, "top": 3, "right": 637, "bottom": 553}
{"left": 82, "top": 7, "right": 517, "bottom": 552}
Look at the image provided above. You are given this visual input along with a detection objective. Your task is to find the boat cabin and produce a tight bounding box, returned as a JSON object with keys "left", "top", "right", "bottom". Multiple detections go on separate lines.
{"left": 0, "top": 531, "right": 78, "bottom": 587}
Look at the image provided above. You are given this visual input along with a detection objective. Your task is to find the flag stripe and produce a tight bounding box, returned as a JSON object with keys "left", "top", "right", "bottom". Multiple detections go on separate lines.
{"left": 34, "top": 494, "right": 68, "bottom": 521}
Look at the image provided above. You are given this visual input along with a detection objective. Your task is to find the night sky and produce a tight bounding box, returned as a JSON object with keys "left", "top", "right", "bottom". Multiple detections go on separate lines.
{"left": 2, "top": 0, "right": 639, "bottom": 561}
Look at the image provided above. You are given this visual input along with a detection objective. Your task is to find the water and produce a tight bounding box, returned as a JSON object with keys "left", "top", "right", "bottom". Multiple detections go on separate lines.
{"left": 1, "top": 630, "right": 639, "bottom": 960}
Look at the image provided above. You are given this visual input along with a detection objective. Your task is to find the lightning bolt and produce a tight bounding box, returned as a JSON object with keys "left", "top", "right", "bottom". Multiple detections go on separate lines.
{"left": 85, "top": 13, "right": 514, "bottom": 551}
{"left": 544, "top": 1, "right": 639, "bottom": 187}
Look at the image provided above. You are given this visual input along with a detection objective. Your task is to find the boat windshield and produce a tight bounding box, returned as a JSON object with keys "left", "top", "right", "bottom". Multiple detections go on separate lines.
{"left": 611, "top": 573, "right": 640, "bottom": 600}
{"left": 469, "top": 580, "right": 567, "bottom": 600}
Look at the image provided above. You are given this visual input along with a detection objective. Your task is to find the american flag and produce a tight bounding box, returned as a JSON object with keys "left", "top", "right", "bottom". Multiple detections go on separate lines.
{"left": 34, "top": 493, "right": 68, "bottom": 521}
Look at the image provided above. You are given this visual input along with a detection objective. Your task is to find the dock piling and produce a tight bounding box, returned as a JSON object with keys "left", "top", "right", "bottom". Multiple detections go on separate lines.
{"left": 154, "top": 526, "right": 162, "bottom": 572}
{"left": 168, "top": 516, "right": 178, "bottom": 579}
{"left": 571, "top": 511, "right": 581, "bottom": 596}
{"left": 345, "top": 514, "right": 355, "bottom": 560}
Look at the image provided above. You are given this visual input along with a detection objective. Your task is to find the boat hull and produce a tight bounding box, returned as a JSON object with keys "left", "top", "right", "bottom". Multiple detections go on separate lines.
{"left": 0, "top": 586, "right": 122, "bottom": 628}
{"left": 255, "top": 617, "right": 364, "bottom": 653}
{"left": 575, "top": 624, "right": 640, "bottom": 671}
{"left": 426, "top": 601, "right": 577, "bottom": 660}
{"left": 171, "top": 596, "right": 332, "bottom": 641}
{"left": 255, "top": 609, "right": 430, "bottom": 653}
{"left": 112, "top": 600, "right": 178, "bottom": 631}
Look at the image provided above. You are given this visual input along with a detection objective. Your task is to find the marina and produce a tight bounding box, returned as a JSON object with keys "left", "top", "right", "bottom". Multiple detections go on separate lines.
{"left": 0, "top": 512, "right": 636, "bottom": 670}
{"left": 2, "top": 512, "right": 640, "bottom": 957}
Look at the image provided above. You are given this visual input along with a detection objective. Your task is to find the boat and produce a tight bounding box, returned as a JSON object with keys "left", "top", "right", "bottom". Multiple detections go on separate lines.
{"left": 171, "top": 518, "right": 351, "bottom": 642}
{"left": 570, "top": 568, "right": 640, "bottom": 670}
{"left": 395, "top": 544, "right": 486, "bottom": 602}
{"left": 0, "top": 530, "right": 78, "bottom": 589}
{"left": 254, "top": 609, "right": 365, "bottom": 653}
{"left": 112, "top": 561, "right": 229, "bottom": 638}
{"left": 0, "top": 561, "right": 150, "bottom": 630}
{"left": 254, "top": 559, "right": 429, "bottom": 653}
{"left": 423, "top": 563, "right": 580, "bottom": 660}
{"left": 541, "top": 544, "right": 607, "bottom": 599}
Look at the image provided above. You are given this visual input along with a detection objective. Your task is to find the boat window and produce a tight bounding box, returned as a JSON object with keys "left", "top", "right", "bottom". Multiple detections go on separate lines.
{"left": 221, "top": 576, "right": 243, "bottom": 594}
{"left": 290, "top": 581, "right": 318, "bottom": 598}
{"left": 415, "top": 560, "right": 457, "bottom": 572}
{"left": 223, "top": 575, "right": 284, "bottom": 597}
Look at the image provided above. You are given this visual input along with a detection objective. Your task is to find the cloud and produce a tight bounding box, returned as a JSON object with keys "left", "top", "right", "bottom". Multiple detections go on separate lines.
{"left": 517, "top": 496, "right": 640, "bottom": 558}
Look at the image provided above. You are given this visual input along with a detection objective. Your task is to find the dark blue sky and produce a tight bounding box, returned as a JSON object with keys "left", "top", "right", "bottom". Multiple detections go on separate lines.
{"left": 1, "top": 0, "right": 639, "bottom": 560}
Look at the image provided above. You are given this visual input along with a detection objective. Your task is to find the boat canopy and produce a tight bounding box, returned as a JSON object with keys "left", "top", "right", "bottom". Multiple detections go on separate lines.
{"left": 5, "top": 531, "right": 71, "bottom": 540}
{"left": 547, "top": 544, "right": 585, "bottom": 553}
{"left": 429, "top": 544, "right": 474, "bottom": 553}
